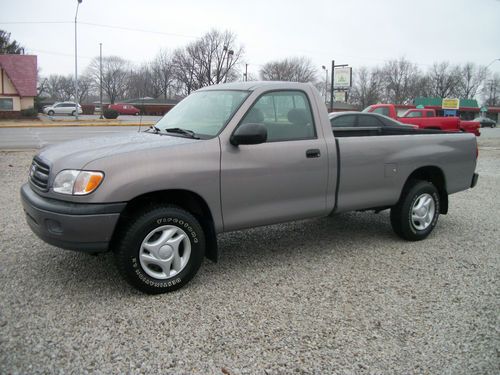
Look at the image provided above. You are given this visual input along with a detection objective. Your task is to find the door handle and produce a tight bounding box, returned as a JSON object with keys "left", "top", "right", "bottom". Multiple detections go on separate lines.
{"left": 306, "top": 149, "right": 321, "bottom": 158}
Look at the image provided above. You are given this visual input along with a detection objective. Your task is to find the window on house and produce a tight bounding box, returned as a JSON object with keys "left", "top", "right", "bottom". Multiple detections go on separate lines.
{"left": 0, "top": 98, "right": 14, "bottom": 111}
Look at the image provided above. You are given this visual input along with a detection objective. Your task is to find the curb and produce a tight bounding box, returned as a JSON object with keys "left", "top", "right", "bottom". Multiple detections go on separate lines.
{"left": 0, "top": 122, "right": 155, "bottom": 129}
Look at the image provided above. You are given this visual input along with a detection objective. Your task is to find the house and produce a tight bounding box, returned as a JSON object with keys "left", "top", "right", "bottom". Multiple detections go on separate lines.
{"left": 0, "top": 54, "right": 37, "bottom": 118}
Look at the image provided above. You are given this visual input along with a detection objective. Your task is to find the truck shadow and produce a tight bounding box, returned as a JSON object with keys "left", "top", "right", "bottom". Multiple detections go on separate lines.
{"left": 33, "top": 211, "right": 400, "bottom": 296}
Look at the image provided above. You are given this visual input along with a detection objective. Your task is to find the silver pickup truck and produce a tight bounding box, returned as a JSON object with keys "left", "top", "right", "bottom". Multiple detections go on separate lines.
{"left": 21, "top": 82, "right": 479, "bottom": 294}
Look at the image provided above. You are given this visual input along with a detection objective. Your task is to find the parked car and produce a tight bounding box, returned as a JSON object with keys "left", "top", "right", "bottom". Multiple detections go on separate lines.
{"left": 21, "top": 82, "right": 479, "bottom": 294}
{"left": 43, "top": 102, "right": 83, "bottom": 116}
{"left": 473, "top": 117, "right": 497, "bottom": 128}
{"left": 108, "top": 103, "right": 140, "bottom": 115}
{"left": 329, "top": 112, "right": 419, "bottom": 135}
{"left": 363, "top": 104, "right": 480, "bottom": 136}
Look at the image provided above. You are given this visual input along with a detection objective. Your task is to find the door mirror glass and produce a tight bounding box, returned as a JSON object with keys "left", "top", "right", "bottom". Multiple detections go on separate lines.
{"left": 230, "top": 123, "right": 267, "bottom": 146}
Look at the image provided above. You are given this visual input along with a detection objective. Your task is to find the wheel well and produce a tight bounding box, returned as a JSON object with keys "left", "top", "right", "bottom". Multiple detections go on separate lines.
{"left": 112, "top": 190, "right": 218, "bottom": 262}
{"left": 402, "top": 166, "right": 448, "bottom": 214}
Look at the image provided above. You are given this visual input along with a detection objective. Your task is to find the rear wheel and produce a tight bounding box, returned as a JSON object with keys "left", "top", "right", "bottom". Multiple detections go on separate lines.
{"left": 390, "top": 180, "right": 440, "bottom": 241}
{"left": 114, "top": 205, "right": 205, "bottom": 294}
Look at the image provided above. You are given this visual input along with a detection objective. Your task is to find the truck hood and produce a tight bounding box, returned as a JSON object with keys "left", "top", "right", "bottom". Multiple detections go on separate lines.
{"left": 38, "top": 132, "right": 199, "bottom": 170}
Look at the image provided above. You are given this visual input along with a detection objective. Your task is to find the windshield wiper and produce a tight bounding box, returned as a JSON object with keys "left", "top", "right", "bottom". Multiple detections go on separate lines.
{"left": 165, "top": 128, "right": 200, "bottom": 139}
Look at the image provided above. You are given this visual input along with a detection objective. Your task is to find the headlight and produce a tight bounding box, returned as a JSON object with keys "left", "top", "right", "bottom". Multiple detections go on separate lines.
{"left": 53, "top": 170, "right": 104, "bottom": 195}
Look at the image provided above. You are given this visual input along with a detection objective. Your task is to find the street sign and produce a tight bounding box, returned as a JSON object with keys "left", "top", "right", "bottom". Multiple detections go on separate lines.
{"left": 334, "top": 67, "right": 352, "bottom": 88}
{"left": 334, "top": 91, "right": 346, "bottom": 102}
{"left": 442, "top": 98, "right": 460, "bottom": 110}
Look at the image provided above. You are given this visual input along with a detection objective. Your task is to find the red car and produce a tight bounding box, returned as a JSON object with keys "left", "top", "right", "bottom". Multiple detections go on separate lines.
{"left": 364, "top": 104, "right": 480, "bottom": 136}
{"left": 108, "top": 103, "right": 140, "bottom": 115}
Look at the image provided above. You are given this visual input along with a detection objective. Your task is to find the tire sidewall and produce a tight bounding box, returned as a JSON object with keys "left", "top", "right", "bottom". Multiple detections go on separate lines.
{"left": 405, "top": 183, "right": 440, "bottom": 239}
{"left": 117, "top": 207, "right": 205, "bottom": 293}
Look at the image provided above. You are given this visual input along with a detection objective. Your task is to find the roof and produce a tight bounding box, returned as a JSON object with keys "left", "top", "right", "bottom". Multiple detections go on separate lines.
{"left": 0, "top": 54, "right": 37, "bottom": 97}
{"left": 200, "top": 81, "right": 316, "bottom": 91}
{"left": 414, "top": 97, "right": 479, "bottom": 109}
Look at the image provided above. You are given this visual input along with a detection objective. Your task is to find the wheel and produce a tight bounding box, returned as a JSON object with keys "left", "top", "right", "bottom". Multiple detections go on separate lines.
{"left": 48, "top": 110, "right": 54, "bottom": 116}
{"left": 390, "top": 180, "right": 440, "bottom": 241}
{"left": 114, "top": 205, "right": 205, "bottom": 294}
{"left": 492, "top": 124, "right": 496, "bottom": 128}
{"left": 71, "top": 110, "right": 76, "bottom": 116}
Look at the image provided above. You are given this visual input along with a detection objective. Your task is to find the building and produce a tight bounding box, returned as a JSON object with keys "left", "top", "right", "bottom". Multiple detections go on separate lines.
{"left": 0, "top": 54, "right": 37, "bottom": 118}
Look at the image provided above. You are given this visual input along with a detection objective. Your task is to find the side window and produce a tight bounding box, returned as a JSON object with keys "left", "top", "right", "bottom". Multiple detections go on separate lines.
{"left": 0, "top": 98, "right": 13, "bottom": 110}
{"left": 426, "top": 111, "right": 433, "bottom": 117}
{"left": 372, "top": 107, "right": 389, "bottom": 116}
{"left": 330, "top": 114, "right": 356, "bottom": 127}
{"left": 240, "top": 91, "right": 315, "bottom": 142}
{"left": 358, "top": 115, "right": 383, "bottom": 127}
{"left": 406, "top": 111, "right": 422, "bottom": 118}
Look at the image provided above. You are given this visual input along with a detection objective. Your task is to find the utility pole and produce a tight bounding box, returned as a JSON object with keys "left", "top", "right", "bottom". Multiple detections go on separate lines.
{"left": 224, "top": 49, "right": 234, "bottom": 83}
{"left": 99, "top": 43, "right": 103, "bottom": 119}
{"left": 245, "top": 63, "right": 248, "bottom": 81}
{"left": 322, "top": 65, "right": 328, "bottom": 104}
{"left": 74, "top": 0, "right": 82, "bottom": 120}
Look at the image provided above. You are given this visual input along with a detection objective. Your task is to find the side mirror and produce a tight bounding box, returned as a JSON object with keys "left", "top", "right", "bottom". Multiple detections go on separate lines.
{"left": 230, "top": 123, "right": 267, "bottom": 146}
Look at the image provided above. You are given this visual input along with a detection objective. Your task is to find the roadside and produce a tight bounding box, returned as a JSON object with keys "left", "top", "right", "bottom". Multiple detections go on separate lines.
{"left": 0, "top": 114, "right": 159, "bottom": 128}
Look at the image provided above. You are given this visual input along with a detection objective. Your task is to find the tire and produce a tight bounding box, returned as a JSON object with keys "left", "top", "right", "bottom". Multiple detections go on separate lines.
{"left": 71, "top": 110, "right": 76, "bottom": 116}
{"left": 390, "top": 180, "right": 440, "bottom": 241}
{"left": 492, "top": 124, "right": 496, "bottom": 128}
{"left": 48, "top": 110, "right": 54, "bottom": 116}
{"left": 114, "top": 205, "right": 205, "bottom": 294}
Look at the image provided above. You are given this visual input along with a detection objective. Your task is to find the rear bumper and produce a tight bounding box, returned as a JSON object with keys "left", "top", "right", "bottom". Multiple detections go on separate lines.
{"left": 20, "top": 183, "right": 126, "bottom": 253}
{"left": 471, "top": 173, "right": 479, "bottom": 188}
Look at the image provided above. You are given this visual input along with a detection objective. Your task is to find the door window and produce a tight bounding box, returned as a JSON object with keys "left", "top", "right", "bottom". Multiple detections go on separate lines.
{"left": 240, "top": 91, "right": 316, "bottom": 142}
{"left": 357, "top": 115, "right": 384, "bottom": 127}
{"left": 330, "top": 114, "right": 356, "bottom": 127}
{"left": 406, "top": 111, "right": 422, "bottom": 118}
{"left": 372, "top": 107, "right": 389, "bottom": 116}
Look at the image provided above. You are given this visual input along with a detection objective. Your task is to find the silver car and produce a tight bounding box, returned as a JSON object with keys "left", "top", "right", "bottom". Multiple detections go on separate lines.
{"left": 43, "top": 102, "right": 83, "bottom": 116}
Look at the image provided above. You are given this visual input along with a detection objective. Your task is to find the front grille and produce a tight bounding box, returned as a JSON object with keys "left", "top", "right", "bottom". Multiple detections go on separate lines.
{"left": 29, "top": 157, "right": 50, "bottom": 191}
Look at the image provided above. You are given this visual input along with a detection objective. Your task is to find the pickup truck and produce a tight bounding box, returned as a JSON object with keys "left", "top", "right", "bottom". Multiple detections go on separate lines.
{"left": 363, "top": 104, "right": 481, "bottom": 136}
{"left": 21, "top": 82, "right": 479, "bottom": 294}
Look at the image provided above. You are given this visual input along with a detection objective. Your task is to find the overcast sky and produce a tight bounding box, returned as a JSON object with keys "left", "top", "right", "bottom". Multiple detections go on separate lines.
{"left": 2, "top": 0, "right": 500, "bottom": 79}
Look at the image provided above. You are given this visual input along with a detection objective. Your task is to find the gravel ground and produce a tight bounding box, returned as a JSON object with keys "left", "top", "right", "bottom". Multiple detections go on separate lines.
{"left": 0, "top": 134, "right": 499, "bottom": 374}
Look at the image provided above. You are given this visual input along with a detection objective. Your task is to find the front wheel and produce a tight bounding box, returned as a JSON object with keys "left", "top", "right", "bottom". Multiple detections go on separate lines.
{"left": 390, "top": 180, "right": 440, "bottom": 241}
{"left": 47, "top": 110, "right": 54, "bottom": 116}
{"left": 114, "top": 205, "right": 205, "bottom": 294}
{"left": 492, "top": 124, "right": 496, "bottom": 128}
{"left": 71, "top": 110, "right": 76, "bottom": 116}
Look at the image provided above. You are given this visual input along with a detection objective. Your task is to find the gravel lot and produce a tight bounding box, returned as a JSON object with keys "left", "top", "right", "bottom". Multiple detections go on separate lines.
{"left": 1, "top": 132, "right": 499, "bottom": 374}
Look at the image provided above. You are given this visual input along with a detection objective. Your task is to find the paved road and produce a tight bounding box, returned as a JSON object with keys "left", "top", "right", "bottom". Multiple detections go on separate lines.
{"left": 40, "top": 114, "right": 162, "bottom": 123}
{"left": 0, "top": 126, "right": 141, "bottom": 149}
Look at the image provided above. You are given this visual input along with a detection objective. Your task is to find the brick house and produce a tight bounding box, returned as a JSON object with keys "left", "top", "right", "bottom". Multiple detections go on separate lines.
{"left": 0, "top": 54, "right": 37, "bottom": 118}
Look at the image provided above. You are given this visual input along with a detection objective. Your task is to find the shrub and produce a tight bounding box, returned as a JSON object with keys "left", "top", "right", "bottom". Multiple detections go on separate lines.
{"left": 103, "top": 108, "right": 119, "bottom": 119}
{"left": 21, "top": 107, "right": 38, "bottom": 118}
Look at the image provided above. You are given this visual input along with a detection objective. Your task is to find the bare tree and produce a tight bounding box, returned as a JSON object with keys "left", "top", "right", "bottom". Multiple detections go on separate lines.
{"left": 173, "top": 29, "right": 243, "bottom": 95}
{"left": 260, "top": 57, "right": 317, "bottom": 82}
{"left": 482, "top": 73, "right": 500, "bottom": 106}
{"left": 456, "top": 63, "right": 488, "bottom": 99}
{"left": 151, "top": 50, "right": 176, "bottom": 99}
{"left": 349, "top": 66, "right": 382, "bottom": 108}
{"left": 426, "top": 62, "right": 461, "bottom": 98}
{"left": 380, "top": 57, "right": 421, "bottom": 104}
{"left": 87, "top": 56, "right": 130, "bottom": 104}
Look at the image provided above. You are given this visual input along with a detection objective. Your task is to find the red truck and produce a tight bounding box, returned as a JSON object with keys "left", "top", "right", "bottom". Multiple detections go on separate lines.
{"left": 363, "top": 104, "right": 480, "bottom": 136}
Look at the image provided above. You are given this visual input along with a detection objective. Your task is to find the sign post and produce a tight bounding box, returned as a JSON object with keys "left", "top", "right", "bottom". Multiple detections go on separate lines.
{"left": 330, "top": 61, "right": 351, "bottom": 111}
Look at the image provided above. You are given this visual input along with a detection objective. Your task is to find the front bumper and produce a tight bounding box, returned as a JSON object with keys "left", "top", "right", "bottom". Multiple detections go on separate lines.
{"left": 20, "top": 183, "right": 126, "bottom": 253}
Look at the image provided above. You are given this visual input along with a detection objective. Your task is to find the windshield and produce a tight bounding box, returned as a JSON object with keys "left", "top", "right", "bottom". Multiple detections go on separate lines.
{"left": 155, "top": 90, "right": 249, "bottom": 138}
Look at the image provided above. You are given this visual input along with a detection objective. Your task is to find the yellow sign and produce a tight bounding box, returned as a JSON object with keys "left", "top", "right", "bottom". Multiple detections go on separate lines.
{"left": 442, "top": 98, "right": 460, "bottom": 110}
